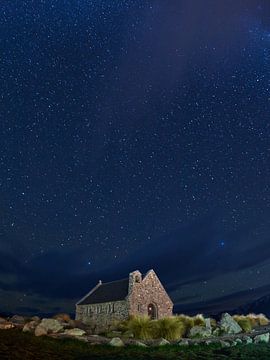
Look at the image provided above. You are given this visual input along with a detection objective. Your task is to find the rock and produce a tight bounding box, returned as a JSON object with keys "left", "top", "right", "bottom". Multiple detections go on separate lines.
{"left": 235, "top": 338, "right": 242, "bottom": 345}
{"left": 189, "top": 325, "right": 212, "bottom": 338}
{"left": 220, "top": 340, "right": 231, "bottom": 348}
{"left": 220, "top": 313, "right": 242, "bottom": 334}
{"left": 242, "top": 336, "right": 253, "bottom": 344}
{"left": 109, "top": 337, "right": 125, "bottom": 347}
{"left": 31, "top": 316, "right": 40, "bottom": 322}
{"left": 107, "top": 331, "right": 122, "bottom": 338}
{"left": 178, "top": 339, "right": 189, "bottom": 346}
{"left": 64, "top": 328, "right": 86, "bottom": 337}
{"left": 23, "top": 321, "right": 38, "bottom": 333}
{"left": 212, "top": 328, "right": 221, "bottom": 336}
{"left": 10, "top": 315, "right": 26, "bottom": 325}
{"left": 134, "top": 341, "right": 147, "bottom": 347}
{"left": 122, "top": 330, "right": 134, "bottom": 338}
{"left": 157, "top": 338, "right": 170, "bottom": 346}
{"left": 205, "top": 318, "right": 212, "bottom": 331}
{"left": 0, "top": 317, "right": 7, "bottom": 324}
{"left": 39, "top": 318, "right": 64, "bottom": 334}
{"left": 0, "top": 322, "right": 15, "bottom": 329}
{"left": 254, "top": 333, "right": 270, "bottom": 344}
{"left": 35, "top": 325, "right": 47, "bottom": 337}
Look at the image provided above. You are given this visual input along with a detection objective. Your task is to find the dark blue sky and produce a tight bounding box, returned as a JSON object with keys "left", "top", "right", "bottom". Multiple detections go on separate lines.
{"left": 1, "top": 0, "right": 270, "bottom": 315}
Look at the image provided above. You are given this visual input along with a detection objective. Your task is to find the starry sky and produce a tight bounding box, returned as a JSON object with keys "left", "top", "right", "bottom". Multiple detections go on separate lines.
{"left": 1, "top": 0, "right": 270, "bottom": 316}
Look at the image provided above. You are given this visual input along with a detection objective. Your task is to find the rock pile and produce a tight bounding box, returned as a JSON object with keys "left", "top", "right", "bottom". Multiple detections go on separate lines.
{"left": 0, "top": 312, "right": 270, "bottom": 348}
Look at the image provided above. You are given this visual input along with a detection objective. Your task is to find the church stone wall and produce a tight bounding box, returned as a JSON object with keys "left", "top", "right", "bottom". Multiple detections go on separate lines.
{"left": 76, "top": 300, "right": 128, "bottom": 332}
{"left": 127, "top": 270, "right": 173, "bottom": 318}
{"left": 75, "top": 269, "right": 173, "bottom": 333}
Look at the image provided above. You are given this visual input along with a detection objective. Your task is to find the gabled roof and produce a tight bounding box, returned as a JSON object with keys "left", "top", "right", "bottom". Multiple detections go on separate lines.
{"left": 77, "top": 278, "right": 129, "bottom": 305}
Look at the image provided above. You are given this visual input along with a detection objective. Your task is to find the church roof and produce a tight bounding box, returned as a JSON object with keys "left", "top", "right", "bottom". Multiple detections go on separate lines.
{"left": 77, "top": 278, "right": 129, "bottom": 305}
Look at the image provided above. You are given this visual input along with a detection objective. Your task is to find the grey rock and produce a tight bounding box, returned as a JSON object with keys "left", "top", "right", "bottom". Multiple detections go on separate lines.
{"left": 39, "top": 318, "right": 63, "bottom": 333}
{"left": 64, "top": 328, "right": 86, "bottom": 336}
{"left": 242, "top": 336, "right": 253, "bottom": 344}
{"left": 235, "top": 338, "right": 242, "bottom": 344}
{"left": 220, "top": 313, "right": 242, "bottom": 334}
{"left": 10, "top": 315, "right": 26, "bottom": 324}
{"left": 158, "top": 338, "right": 170, "bottom": 346}
{"left": 35, "top": 325, "right": 47, "bottom": 337}
{"left": 0, "top": 322, "right": 15, "bottom": 330}
{"left": 205, "top": 318, "right": 212, "bottom": 331}
{"left": 23, "top": 321, "right": 38, "bottom": 333}
{"left": 254, "top": 333, "right": 269, "bottom": 344}
{"left": 178, "top": 339, "right": 189, "bottom": 346}
{"left": 189, "top": 325, "right": 212, "bottom": 338}
{"left": 109, "top": 337, "right": 125, "bottom": 347}
{"left": 220, "top": 340, "right": 231, "bottom": 348}
{"left": 134, "top": 341, "right": 147, "bottom": 347}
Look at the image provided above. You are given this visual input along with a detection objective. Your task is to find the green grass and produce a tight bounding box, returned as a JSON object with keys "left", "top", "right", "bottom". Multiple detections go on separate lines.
{"left": 2, "top": 329, "right": 270, "bottom": 360}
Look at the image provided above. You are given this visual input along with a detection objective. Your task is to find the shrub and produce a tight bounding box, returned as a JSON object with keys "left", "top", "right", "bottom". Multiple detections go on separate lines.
{"left": 233, "top": 315, "right": 252, "bottom": 333}
{"left": 192, "top": 314, "right": 205, "bottom": 326}
{"left": 257, "top": 313, "right": 269, "bottom": 326}
{"left": 152, "top": 317, "right": 186, "bottom": 340}
{"left": 126, "top": 316, "right": 153, "bottom": 340}
{"left": 175, "top": 315, "right": 194, "bottom": 337}
{"left": 246, "top": 313, "right": 269, "bottom": 327}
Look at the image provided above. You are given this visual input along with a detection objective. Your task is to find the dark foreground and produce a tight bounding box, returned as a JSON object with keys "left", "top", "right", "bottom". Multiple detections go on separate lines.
{"left": 2, "top": 329, "right": 270, "bottom": 360}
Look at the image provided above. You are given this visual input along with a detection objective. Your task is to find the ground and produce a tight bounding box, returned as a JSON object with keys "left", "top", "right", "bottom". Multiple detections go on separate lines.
{"left": 2, "top": 329, "right": 270, "bottom": 359}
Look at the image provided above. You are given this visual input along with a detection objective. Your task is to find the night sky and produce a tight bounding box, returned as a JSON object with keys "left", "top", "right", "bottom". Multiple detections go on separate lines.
{"left": 1, "top": 0, "right": 270, "bottom": 316}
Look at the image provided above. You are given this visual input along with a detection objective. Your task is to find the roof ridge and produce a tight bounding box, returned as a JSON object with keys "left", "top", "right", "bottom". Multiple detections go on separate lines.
{"left": 100, "top": 277, "right": 128, "bottom": 285}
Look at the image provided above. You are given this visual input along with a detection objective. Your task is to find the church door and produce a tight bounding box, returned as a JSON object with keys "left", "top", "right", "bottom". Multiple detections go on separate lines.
{"left": 147, "top": 303, "right": 157, "bottom": 319}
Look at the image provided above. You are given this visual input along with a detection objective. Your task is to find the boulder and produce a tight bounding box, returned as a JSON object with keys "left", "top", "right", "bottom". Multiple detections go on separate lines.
{"left": 0, "top": 317, "right": 7, "bottom": 324}
{"left": 39, "top": 318, "right": 64, "bottom": 334}
{"left": 35, "top": 325, "right": 47, "bottom": 337}
{"left": 242, "top": 336, "right": 253, "bottom": 344}
{"left": 220, "top": 340, "right": 230, "bottom": 348}
{"left": 235, "top": 338, "right": 242, "bottom": 345}
{"left": 23, "top": 321, "right": 38, "bottom": 333}
{"left": 31, "top": 316, "right": 40, "bottom": 322}
{"left": 205, "top": 318, "right": 212, "bottom": 331}
{"left": 189, "top": 325, "right": 212, "bottom": 338}
{"left": 254, "top": 333, "right": 269, "bottom": 344}
{"left": 157, "top": 338, "right": 170, "bottom": 346}
{"left": 0, "top": 322, "right": 15, "bottom": 329}
{"left": 109, "top": 337, "right": 125, "bottom": 347}
{"left": 122, "top": 330, "right": 134, "bottom": 338}
{"left": 10, "top": 315, "right": 26, "bottom": 325}
{"left": 134, "top": 341, "right": 147, "bottom": 347}
{"left": 178, "top": 339, "right": 189, "bottom": 346}
{"left": 219, "top": 313, "right": 242, "bottom": 334}
{"left": 64, "top": 328, "right": 86, "bottom": 337}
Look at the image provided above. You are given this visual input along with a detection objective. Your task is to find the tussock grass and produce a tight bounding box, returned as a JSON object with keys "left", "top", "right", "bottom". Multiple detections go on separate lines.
{"left": 233, "top": 315, "right": 252, "bottom": 333}
{"left": 126, "top": 316, "right": 153, "bottom": 340}
{"left": 152, "top": 317, "right": 186, "bottom": 340}
{"left": 247, "top": 313, "right": 269, "bottom": 327}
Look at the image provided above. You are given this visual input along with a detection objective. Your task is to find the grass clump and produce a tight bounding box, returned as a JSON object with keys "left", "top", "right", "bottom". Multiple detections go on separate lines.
{"left": 192, "top": 314, "right": 205, "bottom": 326}
{"left": 233, "top": 315, "right": 252, "bottom": 333}
{"left": 152, "top": 317, "right": 186, "bottom": 341}
{"left": 175, "top": 314, "right": 194, "bottom": 337}
{"left": 126, "top": 316, "right": 153, "bottom": 340}
{"left": 246, "top": 313, "right": 269, "bottom": 327}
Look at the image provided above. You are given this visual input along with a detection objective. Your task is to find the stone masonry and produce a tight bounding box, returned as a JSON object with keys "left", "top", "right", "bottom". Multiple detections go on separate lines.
{"left": 76, "top": 269, "right": 173, "bottom": 332}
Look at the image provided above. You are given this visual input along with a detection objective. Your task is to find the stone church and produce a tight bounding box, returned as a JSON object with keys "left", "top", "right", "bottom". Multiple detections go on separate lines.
{"left": 76, "top": 269, "right": 173, "bottom": 330}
